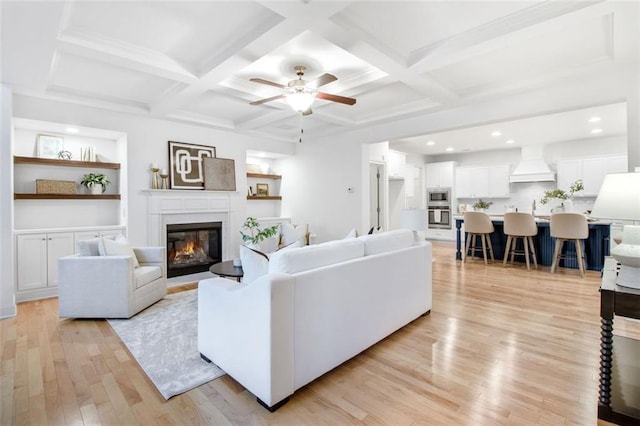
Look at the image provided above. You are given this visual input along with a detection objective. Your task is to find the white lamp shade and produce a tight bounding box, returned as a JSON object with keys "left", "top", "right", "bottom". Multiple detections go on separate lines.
{"left": 286, "top": 91, "right": 315, "bottom": 112}
{"left": 590, "top": 173, "right": 640, "bottom": 221}
{"left": 401, "top": 209, "right": 427, "bottom": 231}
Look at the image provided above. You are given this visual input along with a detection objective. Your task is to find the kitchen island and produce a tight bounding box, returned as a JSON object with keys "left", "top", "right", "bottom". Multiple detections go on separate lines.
{"left": 454, "top": 216, "right": 611, "bottom": 271}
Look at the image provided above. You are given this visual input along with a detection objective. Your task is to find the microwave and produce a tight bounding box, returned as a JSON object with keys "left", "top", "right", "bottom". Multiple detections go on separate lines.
{"left": 427, "top": 188, "right": 451, "bottom": 204}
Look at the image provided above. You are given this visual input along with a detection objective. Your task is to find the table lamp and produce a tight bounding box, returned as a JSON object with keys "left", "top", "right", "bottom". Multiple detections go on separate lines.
{"left": 402, "top": 209, "right": 428, "bottom": 241}
{"left": 590, "top": 172, "right": 640, "bottom": 289}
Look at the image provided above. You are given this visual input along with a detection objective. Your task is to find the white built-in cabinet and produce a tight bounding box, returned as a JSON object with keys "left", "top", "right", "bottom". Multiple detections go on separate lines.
{"left": 557, "top": 155, "right": 627, "bottom": 196}
{"left": 16, "top": 232, "right": 74, "bottom": 297}
{"left": 387, "top": 150, "right": 406, "bottom": 180}
{"left": 425, "top": 161, "right": 454, "bottom": 188}
{"left": 455, "top": 165, "right": 510, "bottom": 198}
{"left": 15, "top": 226, "right": 126, "bottom": 302}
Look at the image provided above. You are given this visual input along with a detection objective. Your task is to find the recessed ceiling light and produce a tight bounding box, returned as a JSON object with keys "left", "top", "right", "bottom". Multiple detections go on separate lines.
{"left": 591, "top": 128, "right": 603, "bottom": 134}
{"left": 426, "top": 141, "right": 435, "bottom": 146}
{"left": 491, "top": 131, "right": 502, "bottom": 137}
{"left": 65, "top": 127, "right": 79, "bottom": 134}
{"left": 445, "top": 147, "right": 454, "bottom": 152}
{"left": 506, "top": 139, "right": 515, "bottom": 144}
{"left": 589, "top": 116, "right": 601, "bottom": 123}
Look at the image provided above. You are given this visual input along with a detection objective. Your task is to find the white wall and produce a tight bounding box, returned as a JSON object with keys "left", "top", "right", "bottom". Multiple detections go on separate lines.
{"left": 0, "top": 84, "right": 16, "bottom": 318}
{"left": 275, "top": 138, "right": 364, "bottom": 242}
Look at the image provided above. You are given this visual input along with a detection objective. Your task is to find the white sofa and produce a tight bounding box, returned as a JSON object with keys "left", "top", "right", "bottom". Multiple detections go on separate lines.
{"left": 198, "top": 229, "right": 432, "bottom": 411}
{"left": 58, "top": 246, "right": 167, "bottom": 318}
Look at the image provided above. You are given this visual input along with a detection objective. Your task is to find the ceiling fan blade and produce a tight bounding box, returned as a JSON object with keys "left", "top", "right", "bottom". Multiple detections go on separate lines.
{"left": 302, "top": 108, "right": 312, "bottom": 116}
{"left": 309, "top": 73, "right": 337, "bottom": 88}
{"left": 249, "top": 94, "right": 285, "bottom": 105}
{"left": 316, "top": 92, "right": 357, "bottom": 106}
{"left": 249, "top": 78, "right": 286, "bottom": 89}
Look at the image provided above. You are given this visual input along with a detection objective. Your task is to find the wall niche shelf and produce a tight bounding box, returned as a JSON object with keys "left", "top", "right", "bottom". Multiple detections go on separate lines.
{"left": 14, "top": 156, "right": 120, "bottom": 170}
{"left": 246, "top": 172, "right": 281, "bottom": 179}
{"left": 246, "top": 195, "right": 282, "bottom": 201}
{"left": 14, "top": 194, "right": 121, "bottom": 200}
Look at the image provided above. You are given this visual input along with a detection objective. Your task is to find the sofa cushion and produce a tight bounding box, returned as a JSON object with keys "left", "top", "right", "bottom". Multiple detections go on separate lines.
{"left": 282, "top": 223, "right": 308, "bottom": 246}
{"left": 134, "top": 265, "right": 162, "bottom": 289}
{"left": 358, "top": 229, "right": 414, "bottom": 256}
{"left": 269, "top": 238, "right": 364, "bottom": 274}
{"left": 240, "top": 245, "right": 269, "bottom": 284}
{"left": 77, "top": 238, "right": 101, "bottom": 256}
{"left": 99, "top": 235, "right": 140, "bottom": 268}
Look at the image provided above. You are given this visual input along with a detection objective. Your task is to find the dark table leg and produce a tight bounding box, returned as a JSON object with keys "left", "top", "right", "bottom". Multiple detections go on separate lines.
{"left": 598, "top": 289, "right": 615, "bottom": 419}
{"left": 456, "top": 219, "right": 462, "bottom": 261}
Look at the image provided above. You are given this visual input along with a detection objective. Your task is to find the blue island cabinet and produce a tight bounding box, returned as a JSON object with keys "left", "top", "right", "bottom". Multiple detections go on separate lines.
{"left": 455, "top": 218, "right": 611, "bottom": 271}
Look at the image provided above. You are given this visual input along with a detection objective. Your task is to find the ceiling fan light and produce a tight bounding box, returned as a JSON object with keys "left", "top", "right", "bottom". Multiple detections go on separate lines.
{"left": 287, "top": 91, "right": 315, "bottom": 112}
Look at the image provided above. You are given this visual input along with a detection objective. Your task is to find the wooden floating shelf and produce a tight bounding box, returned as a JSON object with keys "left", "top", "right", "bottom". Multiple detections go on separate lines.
{"left": 246, "top": 196, "right": 282, "bottom": 201}
{"left": 246, "top": 172, "right": 282, "bottom": 179}
{"left": 14, "top": 194, "right": 121, "bottom": 200}
{"left": 14, "top": 156, "right": 120, "bottom": 170}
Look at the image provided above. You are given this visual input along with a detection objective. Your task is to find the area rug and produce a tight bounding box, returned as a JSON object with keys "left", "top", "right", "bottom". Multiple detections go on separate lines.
{"left": 108, "top": 289, "right": 225, "bottom": 399}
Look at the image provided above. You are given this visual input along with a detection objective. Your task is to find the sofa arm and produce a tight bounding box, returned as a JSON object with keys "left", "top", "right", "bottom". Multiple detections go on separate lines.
{"left": 58, "top": 255, "right": 135, "bottom": 318}
{"left": 197, "top": 273, "right": 295, "bottom": 407}
{"left": 133, "top": 246, "right": 165, "bottom": 264}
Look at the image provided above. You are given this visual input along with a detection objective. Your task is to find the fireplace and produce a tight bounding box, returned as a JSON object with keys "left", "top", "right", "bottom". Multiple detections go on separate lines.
{"left": 166, "top": 222, "right": 222, "bottom": 278}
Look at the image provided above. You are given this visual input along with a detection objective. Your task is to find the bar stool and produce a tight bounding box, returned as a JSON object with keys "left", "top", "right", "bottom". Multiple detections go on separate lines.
{"left": 550, "top": 212, "right": 589, "bottom": 277}
{"left": 463, "top": 211, "right": 495, "bottom": 264}
{"left": 502, "top": 212, "right": 538, "bottom": 270}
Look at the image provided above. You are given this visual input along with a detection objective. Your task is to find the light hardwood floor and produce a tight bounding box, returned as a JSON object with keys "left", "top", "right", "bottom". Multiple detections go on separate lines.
{"left": 2, "top": 241, "right": 636, "bottom": 425}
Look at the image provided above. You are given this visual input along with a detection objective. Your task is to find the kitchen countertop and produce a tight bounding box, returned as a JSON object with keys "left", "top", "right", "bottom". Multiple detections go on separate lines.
{"left": 452, "top": 214, "right": 610, "bottom": 224}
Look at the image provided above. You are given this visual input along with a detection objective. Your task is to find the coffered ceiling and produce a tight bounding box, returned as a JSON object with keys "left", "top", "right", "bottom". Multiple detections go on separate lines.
{"left": 1, "top": 1, "right": 637, "bottom": 152}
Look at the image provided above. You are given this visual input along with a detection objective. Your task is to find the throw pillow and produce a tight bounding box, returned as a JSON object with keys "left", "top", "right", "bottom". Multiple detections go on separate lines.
{"left": 77, "top": 238, "right": 101, "bottom": 256}
{"left": 239, "top": 245, "right": 269, "bottom": 284}
{"left": 344, "top": 228, "right": 358, "bottom": 239}
{"left": 98, "top": 235, "right": 140, "bottom": 268}
{"left": 281, "top": 223, "right": 308, "bottom": 246}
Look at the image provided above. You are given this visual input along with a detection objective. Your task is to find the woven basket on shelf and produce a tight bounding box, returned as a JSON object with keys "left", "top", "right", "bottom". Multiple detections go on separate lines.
{"left": 36, "top": 179, "right": 77, "bottom": 194}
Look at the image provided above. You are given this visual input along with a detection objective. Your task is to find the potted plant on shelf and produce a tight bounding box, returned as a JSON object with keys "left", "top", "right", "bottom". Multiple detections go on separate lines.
{"left": 540, "top": 179, "right": 584, "bottom": 212}
{"left": 80, "top": 173, "right": 110, "bottom": 194}
{"left": 239, "top": 217, "right": 279, "bottom": 248}
{"left": 472, "top": 199, "right": 493, "bottom": 212}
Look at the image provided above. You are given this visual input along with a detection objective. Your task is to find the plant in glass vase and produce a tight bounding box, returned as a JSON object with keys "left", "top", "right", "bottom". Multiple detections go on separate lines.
{"left": 472, "top": 199, "right": 493, "bottom": 212}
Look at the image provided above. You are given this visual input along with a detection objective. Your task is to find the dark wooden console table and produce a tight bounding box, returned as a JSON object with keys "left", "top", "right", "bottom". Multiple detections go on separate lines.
{"left": 598, "top": 257, "right": 640, "bottom": 423}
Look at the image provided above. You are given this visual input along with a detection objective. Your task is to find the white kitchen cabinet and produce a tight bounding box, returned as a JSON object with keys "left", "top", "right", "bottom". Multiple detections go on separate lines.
{"left": 557, "top": 155, "right": 627, "bottom": 196}
{"left": 455, "top": 165, "right": 510, "bottom": 198}
{"left": 425, "top": 161, "right": 454, "bottom": 188}
{"left": 387, "top": 150, "right": 406, "bottom": 180}
{"left": 16, "top": 232, "right": 74, "bottom": 299}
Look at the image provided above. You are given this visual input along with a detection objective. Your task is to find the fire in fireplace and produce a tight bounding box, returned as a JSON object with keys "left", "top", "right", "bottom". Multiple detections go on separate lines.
{"left": 166, "top": 222, "right": 222, "bottom": 277}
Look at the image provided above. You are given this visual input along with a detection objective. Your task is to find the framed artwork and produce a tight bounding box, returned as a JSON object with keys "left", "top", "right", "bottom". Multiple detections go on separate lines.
{"left": 168, "top": 141, "right": 216, "bottom": 189}
{"left": 203, "top": 157, "right": 237, "bottom": 191}
{"left": 37, "top": 134, "right": 64, "bottom": 159}
{"left": 256, "top": 183, "right": 269, "bottom": 196}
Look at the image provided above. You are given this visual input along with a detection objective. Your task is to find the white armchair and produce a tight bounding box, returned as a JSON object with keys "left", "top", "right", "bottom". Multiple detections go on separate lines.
{"left": 58, "top": 246, "right": 167, "bottom": 318}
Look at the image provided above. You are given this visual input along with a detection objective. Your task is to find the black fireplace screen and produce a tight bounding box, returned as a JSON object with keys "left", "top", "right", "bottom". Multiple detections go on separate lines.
{"left": 166, "top": 222, "right": 222, "bottom": 277}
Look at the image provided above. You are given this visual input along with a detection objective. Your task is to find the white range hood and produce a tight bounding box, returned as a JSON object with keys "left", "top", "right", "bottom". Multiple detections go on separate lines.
{"left": 509, "top": 145, "right": 556, "bottom": 183}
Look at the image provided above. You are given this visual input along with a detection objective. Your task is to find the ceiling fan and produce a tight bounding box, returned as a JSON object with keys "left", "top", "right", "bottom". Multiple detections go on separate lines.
{"left": 249, "top": 65, "right": 356, "bottom": 115}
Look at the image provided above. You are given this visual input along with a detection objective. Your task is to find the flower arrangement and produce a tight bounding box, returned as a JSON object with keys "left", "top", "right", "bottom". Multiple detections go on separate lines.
{"left": 540, "top": 179, "right": 584, "bottom": 205}
{"left": 472, "top": 199, "right": 493, "bottom": 210}
{"left": 239, "top": 217, "right": 279, "bottom": 245}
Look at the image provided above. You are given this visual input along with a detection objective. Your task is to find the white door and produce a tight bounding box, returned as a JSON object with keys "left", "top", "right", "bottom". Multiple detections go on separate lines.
{"left": 16, "top": 234, "right": 48, "bottom": 291}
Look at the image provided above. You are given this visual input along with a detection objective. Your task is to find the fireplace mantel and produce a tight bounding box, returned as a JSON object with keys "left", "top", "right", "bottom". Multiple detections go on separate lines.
{"left": 144, "top": 189, "right": 241, "bottom": 260}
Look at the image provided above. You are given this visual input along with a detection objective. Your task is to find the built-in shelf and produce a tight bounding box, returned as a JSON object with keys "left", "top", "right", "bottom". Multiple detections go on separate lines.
{"left": 246, "top": 196, "right": 282, "bottom": 201}
{"left": 246, "top": 172, "right": 282, "bottom": 179}
{"left": 14, "top": 156, "right": 120, "bottom": 170}
{"left": 14, "top": 194, "right": 121, "bottom": 200}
